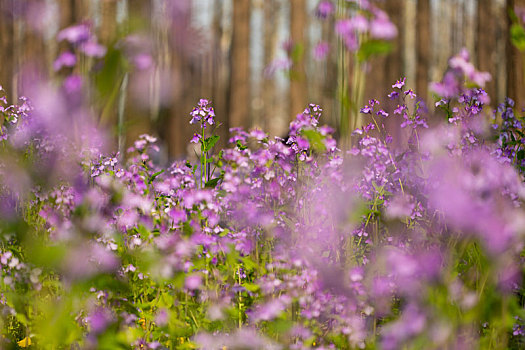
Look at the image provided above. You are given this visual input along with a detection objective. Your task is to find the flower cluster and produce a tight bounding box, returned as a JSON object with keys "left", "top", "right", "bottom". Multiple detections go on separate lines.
{"left": 1, "top": 49, "right": 525, "bottom": 350}
{"left": 189, "top": 99, "right": 216, "bottom": 127}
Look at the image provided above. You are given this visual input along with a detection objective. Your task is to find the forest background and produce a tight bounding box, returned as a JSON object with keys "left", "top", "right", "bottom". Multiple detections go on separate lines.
{"left": 0, "top": 0, "right": 521, "bottom": 158}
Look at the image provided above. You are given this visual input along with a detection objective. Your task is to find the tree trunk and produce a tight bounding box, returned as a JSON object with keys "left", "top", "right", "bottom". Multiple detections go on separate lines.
{"left": 0, "top": 2, "right": 14, "bottom": 101}
{"left": 290, "top": 0, "right": 307, "bottom": 118}
{"left": 168, "top": 0, "right": 196, "bottom": 158}
{"left": 384, "top": 0, "right": 405, "bottom": 147}
{"left": 263, "top": 0, "right": 277, "bottom": 132}
{"left": 229, "top": 0, "right": 251, "bottom": 130}
{"left": 100, "top": 0, "right": 117, "bottom": 44}
{"left": 416, "top": 0, "right": 430, "bottom": 100}
{"left": 211, "top": 0, "right": 229, "bottom": 150}
{"left": 385, "top": 0, "right": 404, "bottom": 88}
{"left": 476, "top": 0, "right": 497, "bottom": 104}
{"left": 507, "top": 0, "right": 525, "bottom": 110}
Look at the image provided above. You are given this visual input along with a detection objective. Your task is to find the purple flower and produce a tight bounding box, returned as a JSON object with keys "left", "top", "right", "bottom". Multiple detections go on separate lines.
{"left": 155, "top": 309, "right": 169, "bottom": 327}
{"left": 81, "top": 41, "right": 107, "bottom": 58}
{"left": 185, "top": 274, "right": 202, "bottom": 290}
{"left": 63, "top": 75, "right": 83, "bottom": 94}
{"left": 190, "top": 99, "right": 215, "bottom": 127}
{"left": 168, "top": 208, "right": 187, "bottom": 224}
{"left": 133, "top": 53, "right": 153, "bottom": 70}
{"left": 377, "top": 109, "right": 389, "bottom": 118}
{"left": 88, "top": 308, "right": 113, "bottom": 334}
{"left": 430, "top": 71, "right": 460, "bottom": 98}
{"left": 248, "top": 298, "right": 288, "bottom": 322}
{"left": 53, "top": 51, "right": 76, "bottom": 71}
{"left": 370, "top": 17, "right": 397, "bottom": 40}
{"left": 404, "top": 89, "right": 416, "bottom": 99}
{"left": 57, "top": 23, "right": 91, "bottom": 44}
{"left": 336, "top": 19, "right": 359, "bottom": 51}
{"left": 264, "top": 57, "right": 292, "bottom": 77}
{"left": 388, "top": 91, "right": 399, "bottom": 100}
{"left": 392, "top": 77, "right": 406, "bottom": 89}
{"left": 381, "top": 304, "right": 426, "bottom": 350}
{"left": 360, "top": 105, "right": 372, "bottom": 114}
{"left": 316, "top": 0, "right": 335, "bottom": 18}
{"left": 313, "top": 41, "right": 330, "bottom": 61}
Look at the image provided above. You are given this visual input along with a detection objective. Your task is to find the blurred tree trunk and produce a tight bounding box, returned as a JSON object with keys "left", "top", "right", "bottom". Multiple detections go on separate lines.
{"left": 321, "top": 12, "right": 337, "bottom": 131}
{"left": 384, "top": 0, "right": 405, "bottom": 146}
{"left": 211, "top": 0, "right": 230, "bottom": 150}
{"left": 59, "top": 0, "right": 75, "bottom": 27}
{"left": 73, "top": 0, "right": 91, "bottom": 22}
{"left": 0, "top": 2, "right": 14, "bottom": 101}
{"left": 385, "top": 0, "right": 404, "bottom": 89}
{"left": 229, "top": 0, "right": 251, "bottom": 130}
{"left": 100, "top": 0, "right": 117, "bottom": 44}
{"left": 125, "top": 0, "right": 154, "bottom": 150}
{"left": 507, "top": 0, "right": 525, "bottom": 109}
{"left": 416, "top": 0, "right": 430, "bottom": 100}
{"left": 20, "top": 14, "right": 47, "bottom": 91}
{"left": 168, "top": 0, "right": 197, "bottom": 158}
{"left": 290, "top": 0, "right": 307, "bottom": 118}
{"left": 364, "top": 0, "right": 404, "bottom": 101}
{"left": 263, "top": 0, "right": 277, "bottom": 133}
{"left": 476, "top": 0, "right": 497, "bottom": 104}
{"left": 100, "top": 0, "right": 119, "bottom": 139}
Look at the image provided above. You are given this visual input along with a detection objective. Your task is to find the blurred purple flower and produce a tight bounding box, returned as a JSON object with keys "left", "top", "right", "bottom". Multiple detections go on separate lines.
{"left": 248, "top": 298, "right": 287, "bottom": 322}
{"left": 133, "top": 53, "right": 153, "bottom": 70}
{"left": 370, "top": 17, "right": 397, "bottom": 40}
{"left": 57, "top": 23, "right": 91, "bottom": 44}
{"left": 335, "top": 19, "right": 359, "bottom": 51}
{"left": 313, "top": 42, "right": 330, "bottom": 61}
{"left": 316, "top": 1, "right": 335, "bottom": 18}
{"left": 264, "top": 58, "right": 292, "bottom": 77}
{"left": 381, "top": 304, "right": 426, "bottom": 350}
{"left": 63, "top": 75, "right": 83, "bottom": 94}
{"left": 88, "top": 308, "right": 113, "bottom": 334}
{"left": 53, "top": 51, "right": 76, "bottom": 71}
{"left": 81, "top": 41, "right": 107, "bottom": 58}
{"left": 185, "top": 274, "right": 202, "bottom": 290}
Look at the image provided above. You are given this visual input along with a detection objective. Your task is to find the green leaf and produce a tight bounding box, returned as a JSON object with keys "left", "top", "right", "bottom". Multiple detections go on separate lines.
{"left": 291, "top": 43, "right": 304, "bottom": 63}
{"left": 301, "top": 129, "right": 326, "bottom": 152}
{"left": 511, "top": 23, "right": 525, "bottom": 51}
{"left": 149, "top": 169, "right": 165, "bottom": 184}
{"left": 267, "top": 319, "right": 293, "bottom": 335}
{"left": 357, "top": 40, "right": 393, "bottom": 62}
{"left": 241, "top": 283, "right": 260, "bottom": 293}
{"left": 159, "top": 292, "right": 174, "bottom": 308}
{"left": 204, "top": 135, "right": 220, "bottom": 152}
{"left": 204, "top": 178, "right": 220, "bottom": 188}
{"left": 236, "top": 140, "right": 248, "bottom": 150}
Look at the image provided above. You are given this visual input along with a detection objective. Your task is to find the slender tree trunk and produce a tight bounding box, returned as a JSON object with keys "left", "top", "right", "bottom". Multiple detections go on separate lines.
{"left": 385, "top": 0, "right": 404, "bottom": 88}
{"left": 416, "top": 0, "right": 430, "bottom": 100}
{"left": 290, "top": 0, "right": 307, "bottom": 118}
{"left": 262, "top": 0, "right": 277, "bottom": 133}
{"left": 507, "top": 0, "right": 525, "bottom": 110}
{"left": 229, "top": 0, "right": 251, "bottom": 130}
{"left": 363, "top": 1, "right": 403, "bottom": 100}
{"left": 321, "top": 13, "right": 337, "bottom": 130}
{"left": 100, "top": 0, "right": 117, "bottom": 44}
{"left": 476, "top": 0, "right": 497, "bottom": 104}
{"left": 125, "top": 0, "right": 155, "bottom": 151}
{"left": 384, "top": 0, "right": 405, "bottom": 147}
{"left": 211, "top": 0, "right": 229, "bottom": 150}
{"left": 99, "top": 0, "right": 119, "bottom": 139}
{"left": 167, "top": 0, "right": 197, "bottom": 158}
{"left": 0, "top": 2, "right": 14, "bottom": 101}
